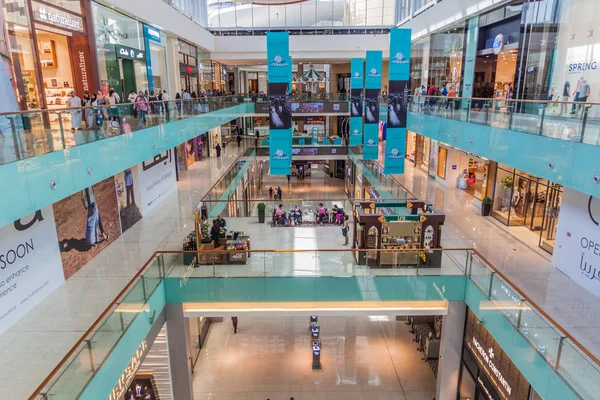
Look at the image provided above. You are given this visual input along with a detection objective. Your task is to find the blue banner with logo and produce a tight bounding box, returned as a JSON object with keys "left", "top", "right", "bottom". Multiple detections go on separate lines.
{"left": 363, "top": 51, "right": 382, "bottom": 160}
{"left": 350, "top": 58, "right": 364, "bottom": 146}
{"left": 267, "top": 32, "right": 292, "bottom": 175}
{"left": 384, "top": 29, "right": 411, "bottom": 174}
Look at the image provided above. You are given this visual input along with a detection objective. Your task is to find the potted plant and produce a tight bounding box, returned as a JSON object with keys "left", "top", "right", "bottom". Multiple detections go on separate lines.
{"left": 481, "top": 197, "right": 492, "bottom": 216}
{"left": 257, "top": 202, "right": 266, "bottom": 223}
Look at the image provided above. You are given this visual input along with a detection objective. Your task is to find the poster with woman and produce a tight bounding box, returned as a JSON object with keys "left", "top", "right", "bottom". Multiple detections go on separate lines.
{"left": 53, "top": 177, "right": 121, "bottom": 279}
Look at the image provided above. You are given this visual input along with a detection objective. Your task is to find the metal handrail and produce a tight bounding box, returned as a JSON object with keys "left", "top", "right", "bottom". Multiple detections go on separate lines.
{"left": 27, "top": 245, "right": 600, "bottom": 399}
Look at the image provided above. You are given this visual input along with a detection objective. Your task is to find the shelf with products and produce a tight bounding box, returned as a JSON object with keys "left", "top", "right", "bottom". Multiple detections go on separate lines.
{"left": 225, "top": 239, "right": 249, "bottom": 263}
{"left": 381, "top": 221, "right": 421, "bottom": 266}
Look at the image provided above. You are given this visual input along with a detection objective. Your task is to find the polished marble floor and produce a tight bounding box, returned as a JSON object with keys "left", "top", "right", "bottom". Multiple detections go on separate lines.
{"left": 192, "top": 316, "right": 436, "bottom": 400}
{"left": 4, "top": 141, "right": 600, "bottom": 399}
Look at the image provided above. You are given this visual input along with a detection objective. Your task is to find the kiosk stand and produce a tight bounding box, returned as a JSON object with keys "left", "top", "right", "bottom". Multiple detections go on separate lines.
{"left": 351, "top": 200, "right": 445, "bottom": 267}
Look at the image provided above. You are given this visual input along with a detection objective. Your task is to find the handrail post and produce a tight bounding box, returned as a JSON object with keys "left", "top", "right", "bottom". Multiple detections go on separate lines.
{"left": 538, "top": 106, "right": 546, "bottom": 136}
{"left": 487, "top": 271, "right": 495, "bottom": 298}
{"left": 555, "top": 336, "right": 566, "bottom": 369}
{"left": 516, "top": 303, "right": 523, "bottom": 329}
{"left": 85, "top": 339, "right": 96, "bottom": 373}
{"left": 141, "top": 275, "right": 147, "bottom": 301}
{"left": 581, "top": 106, "right": 590, "bottom": 143}
{"left": 465, "top": 250, "right": 473, "bottom": 276}
{"left": 466, "top": 100, "right": 471, "bottom": 122}
{"left": 7, "top": 117, "right": 21, "bottom": 160}
{"left": 158, "top": 253, "right": 165, "bottom": 279}
{"left": 54, "top": 111, "right": 66, "bottom": 150}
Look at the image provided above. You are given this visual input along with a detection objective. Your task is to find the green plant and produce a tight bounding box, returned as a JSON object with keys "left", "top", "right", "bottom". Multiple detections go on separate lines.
{"left": 257, "top": 203, "right": 266, "bottom": 211}
{"left": 482, "top": 197, "right": 492, "bottom": 205}
{"left": 500, "top": 176, "right": 513, "bottom": 189}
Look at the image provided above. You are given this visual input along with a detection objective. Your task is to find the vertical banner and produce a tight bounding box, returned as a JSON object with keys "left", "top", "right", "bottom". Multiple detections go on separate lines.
{"left": 363, "top": 50, "right": 383, "bottom": 160}
{"left": 349, "top": 58, "right": 364, "bottom": 146}
{"left": 462, "top": 17, "right": 479, "bottom": 108}
{"left": 384, "top": 28, "right": 411, "bottom": 174}
{"left": 267, "top": 32, "right": 292, "bottom": 175}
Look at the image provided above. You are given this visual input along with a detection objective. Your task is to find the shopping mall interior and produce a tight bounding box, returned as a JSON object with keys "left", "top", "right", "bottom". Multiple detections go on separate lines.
{"left": 2, "top": 0, "right": 600, "bottom": 399}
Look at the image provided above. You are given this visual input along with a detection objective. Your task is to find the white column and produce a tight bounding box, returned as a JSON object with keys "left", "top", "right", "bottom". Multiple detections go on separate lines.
{"left": 165, "top": 303, "right": 194, "bottom": 400}
{"left": 436, "top": 301, "right": 466, "bottom": 400}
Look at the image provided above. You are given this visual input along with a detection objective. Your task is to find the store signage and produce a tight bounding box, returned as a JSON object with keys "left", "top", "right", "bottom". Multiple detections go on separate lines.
{"left": 144, "top": 25, "right": 161, "bottom": 43}
{"left": 568, "top": 61, "right": 597, "bottom": 73}
{"left": 31, "top": 1, "right": 84, "bottom": 33}
{"left": 107, "top": 340, "right": 148, "bottom": 400}
{"left": 477, "top": 376, "right": 496, "bottom": 400}
{"left": 180, "top": 64, "right": 198, "bottom": 75}
{"left": 553, "top": 188, "right": 600, "bottom": 296}
{"left": 472, "top": 336, "right": 512, "bottom": 395}
{"left": 138, "top": 151, "right": 176, "bottom": 216}
{"left": 492, "top": 34, "right": 504, "bottom": 55}
{"left": 117, "top": 45, "right": 146, "bottom": 61}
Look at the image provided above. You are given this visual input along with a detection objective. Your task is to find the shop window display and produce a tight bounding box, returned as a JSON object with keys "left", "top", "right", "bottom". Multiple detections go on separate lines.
{"left": 492, "top": 164, "right": 562, "bottom": 254}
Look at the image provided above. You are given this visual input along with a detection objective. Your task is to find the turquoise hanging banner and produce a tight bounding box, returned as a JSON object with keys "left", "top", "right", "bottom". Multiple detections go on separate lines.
{"left": 363, "top": 51, "right": 382, "bottom": 160}
{"left": 384, "top": 28, "right": 411, "bottom": 174}
{"left": 350, "top": 58, "right": 364, "bottom": 146}
{"left": 267, "top": 32, "right": 292, "bottom": 175}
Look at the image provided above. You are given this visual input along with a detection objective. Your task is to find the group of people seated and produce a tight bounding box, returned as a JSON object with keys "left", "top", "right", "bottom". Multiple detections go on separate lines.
{"left": 272, "top": 203, "right": 345, "bottom": 227}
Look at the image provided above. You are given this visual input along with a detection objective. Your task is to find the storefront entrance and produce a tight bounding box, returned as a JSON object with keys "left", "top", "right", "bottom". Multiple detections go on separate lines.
{"left": 492, "top": 164, "right": 563, "bottom": 254}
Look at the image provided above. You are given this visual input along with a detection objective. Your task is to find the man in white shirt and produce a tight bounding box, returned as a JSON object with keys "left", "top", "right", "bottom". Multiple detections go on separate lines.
{"left": 161, "top": 90, "right": 171, "bottom": 121}
{"left": 182, "top": 90, "right": 192, "bottom": 114}
{"left": 127, "top": 90, "right": 137, "bottom": 118}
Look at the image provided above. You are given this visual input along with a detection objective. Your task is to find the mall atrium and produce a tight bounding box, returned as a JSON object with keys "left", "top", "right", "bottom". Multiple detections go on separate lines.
{"left": 1, "top": 0, "right": 600, "bottom": 399}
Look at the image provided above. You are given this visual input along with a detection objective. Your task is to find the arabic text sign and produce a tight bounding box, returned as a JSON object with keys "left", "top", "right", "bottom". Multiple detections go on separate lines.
{"left": 139, "top": 151, "right": 177, "bottom": 216}
{"left": 552, "top": 188, "right": 600, "bottom": 296}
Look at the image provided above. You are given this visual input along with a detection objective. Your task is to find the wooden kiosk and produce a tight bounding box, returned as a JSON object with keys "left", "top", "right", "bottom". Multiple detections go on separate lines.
{"left": 351, "top": 200, "right": 445, "bottom": 268}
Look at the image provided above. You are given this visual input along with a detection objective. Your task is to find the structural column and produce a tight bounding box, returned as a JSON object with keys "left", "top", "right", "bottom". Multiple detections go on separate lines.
{"left": 165, "top": 303, "right": 194, "bottom": 400}
{"left": 436, "top": 301, "right": 466, "bottom": 400}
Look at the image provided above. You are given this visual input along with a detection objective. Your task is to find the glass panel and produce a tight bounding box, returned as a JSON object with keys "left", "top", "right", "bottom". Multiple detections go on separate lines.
{"left": 558, "top": 340, "right": 600, "bottom": 400}
{"left": 519, "top": 301, "right": 562, "bottom": 365}
{"left": 92, "top": 2, "right": 144, "bottom": 50}
{"left": 469, "top": 253, "right": 493, "bottom": 293}
{"left": 492, "top": 167, "right": 514, "bottom": 226}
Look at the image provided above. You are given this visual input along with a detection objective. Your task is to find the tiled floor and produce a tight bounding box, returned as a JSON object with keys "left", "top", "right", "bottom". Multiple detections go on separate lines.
{"left": 192, "top": 316, "right": 437, "bottom": 400}
{"left": 0, "top": 143, "right": 247, "bottom": 400}
{"left": 4, "top": 140, "right": 600, "bottom": 399}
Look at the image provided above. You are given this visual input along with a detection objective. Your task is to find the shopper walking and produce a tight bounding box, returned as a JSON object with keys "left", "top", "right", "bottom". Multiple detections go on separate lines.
{"left": 128, "top": 90, "right": 137, "bottom": 118}
{"left": 215, "top": 143, "right": 221, "bottom": 157}
{"left": 107, "top": 88, "right": 121, "bottom": 131}
{"left": 210, "top": 219, "right": 220, "bottom": 248}
{"left": 287, "top": 174, "right": 291, "bottom": 184}
{"left": 162, "top": 90, "right": 171, "bottom": 121}
{"left": 236, "top": 133, "right": 242, "bottom": 147}
{"left": 94, "top": 90, "right": 106, "bottom": 130}
{"left": 175, "top": 93, "right": 182, "bottom": 116}
{"left": 231, "top": 316, "right": 238, "bottom": 334}
{"left": 67, "top": 91, "right": 82, "bottom": 131}
{"left": 134, "top": 91, "right": 149, "bottom": 126}
{"left": 82, "top": 91, "right": 94, "bottom": 129}
{"left": 342, "top": 215, "right": 349, "bottom": 246}
{"left": 269, "top": 187, "right": 273, "bottom": 199}
{"left": 277, "top": 186, "right": 282, "bottom": 200}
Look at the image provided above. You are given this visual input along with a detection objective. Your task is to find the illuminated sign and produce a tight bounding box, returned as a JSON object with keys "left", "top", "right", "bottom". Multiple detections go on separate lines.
{"left": 107, "top": 340, "right": 148, "bottom": 400}
{"left": 32, "top": 1, "right": 84, "bottom": 32}
{"left": 116, "top": 45, "right": 146, "bottom": 61}
{"left": 144, "top": 25, "right": 161, "bottom": 42}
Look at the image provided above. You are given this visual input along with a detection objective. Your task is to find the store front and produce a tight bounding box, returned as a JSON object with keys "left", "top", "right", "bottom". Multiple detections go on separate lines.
{"left": 435, "top": 144, "right": 493, "bottom": 202}
{"left": 144, "top": 24, "right": 168, "bottom": 93}
{"left": 1, "top": 0, "right": 98, "bottom": 113}
{"left": 460, "top": 308, "right": 542, "bottom": 400}
{"left": 178, "top": 39, "right": 199, "bottom": 95}
{"left": 472, "top": 8, "right": 522, "bottom": 105}
{"left": 428, "top": 21, "right": 465, "bottom": 93}
{"left": 414, "top": 134, "right": 430, "bottom": 173}
{"left": 92, "top": 2, "right": 147, "bottom": 98}
{"left": 406, "top": 130, "right": 417, "bottom": 163}
{"left": 492, "top": 164, "right": 562, "bottom": 254}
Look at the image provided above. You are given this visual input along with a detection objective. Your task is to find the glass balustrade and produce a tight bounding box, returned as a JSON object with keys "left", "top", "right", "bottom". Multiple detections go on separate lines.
{"left": 28, "top": 247, "right": 600, "bottom": 400}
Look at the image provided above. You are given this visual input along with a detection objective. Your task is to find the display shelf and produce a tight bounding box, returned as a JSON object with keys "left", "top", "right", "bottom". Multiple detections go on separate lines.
{"left": 381, "top": 221, "right": 421, "bottom": 266}
{"left": 225, "top": 239, "right": 249, "bottom": 263}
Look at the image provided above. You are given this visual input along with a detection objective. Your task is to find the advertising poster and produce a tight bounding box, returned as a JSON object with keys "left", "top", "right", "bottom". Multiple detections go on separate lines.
{"left": 267, "top": 31, "right": 292, "bottom": 175}
{"left": 363, "top": 50, "right": 382, "bottom": 160}
{"left": 115, "top": 167, "right": 142, "bottom": 233}
{"left": 349, "top": 58, "right": 364, "bottom": 146}
{"left": 552, "top": 188, "right": 600, "bottom": 296}
{"left": 0, "top": 207, "right": 64, "bottom": 334}
{"left": 53, "top": 177, "right": 121, "bottom": 279}
{"left": 385, "top": 28, "right": 411, "bottom": 174}
{"left": 138, "top": 150, "right": 177, "bottom": 216}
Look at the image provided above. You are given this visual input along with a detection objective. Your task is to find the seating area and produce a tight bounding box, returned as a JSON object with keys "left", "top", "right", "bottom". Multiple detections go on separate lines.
{"left": 270, "top": 205, "right": 345, "bottom": 227}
